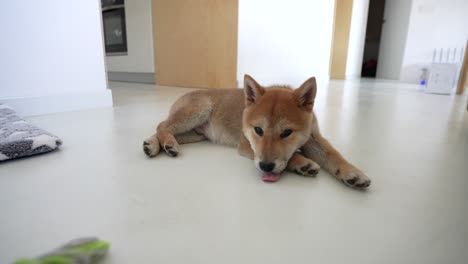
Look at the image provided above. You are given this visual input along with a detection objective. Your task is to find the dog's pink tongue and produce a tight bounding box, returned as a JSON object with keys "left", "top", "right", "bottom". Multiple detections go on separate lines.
{"left": 262, "top": 173, "right": 280, "bottom": 183}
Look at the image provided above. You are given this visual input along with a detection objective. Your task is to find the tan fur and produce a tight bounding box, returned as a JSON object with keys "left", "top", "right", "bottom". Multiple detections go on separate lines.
{"left": 143, "top": 75, "right": 371, "bottom": 189}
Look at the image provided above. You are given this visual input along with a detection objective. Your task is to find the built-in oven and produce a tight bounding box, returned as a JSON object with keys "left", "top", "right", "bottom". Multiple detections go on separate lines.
{"left": 101, "top": 0, "right": 127, "bottom": 55}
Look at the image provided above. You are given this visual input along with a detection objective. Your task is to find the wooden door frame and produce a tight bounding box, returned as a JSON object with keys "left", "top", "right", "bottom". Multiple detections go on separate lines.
{"left": 456, "top": 40, "right": 468, "bottom": 95}
{"left": 329, "top": 0, "right": 354, "bottom": 80}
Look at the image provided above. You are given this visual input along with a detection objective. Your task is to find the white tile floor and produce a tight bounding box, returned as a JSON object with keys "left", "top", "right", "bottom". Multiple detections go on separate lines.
{"left": 1, "top": 80, "right": 467, "bottom": 263}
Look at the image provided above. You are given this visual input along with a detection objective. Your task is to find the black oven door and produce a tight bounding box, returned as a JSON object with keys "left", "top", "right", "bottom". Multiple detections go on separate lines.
{"left": 102, "top": 8, "right": 127, "bottom": 54}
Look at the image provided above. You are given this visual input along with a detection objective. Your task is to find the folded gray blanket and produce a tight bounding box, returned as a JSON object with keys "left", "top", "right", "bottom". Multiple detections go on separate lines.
{"left": 0, "top": 104, "right": 62, "bottom": 161}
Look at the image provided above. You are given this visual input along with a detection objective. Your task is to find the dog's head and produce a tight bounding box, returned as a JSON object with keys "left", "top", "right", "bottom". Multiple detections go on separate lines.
{"left": 242, "top": 75, "right": 317, "bottom": 182}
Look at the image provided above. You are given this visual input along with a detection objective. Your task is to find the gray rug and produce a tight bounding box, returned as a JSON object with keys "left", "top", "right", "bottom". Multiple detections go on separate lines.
{"left": 0, "top": 104, "right": 62, "bottom": 161}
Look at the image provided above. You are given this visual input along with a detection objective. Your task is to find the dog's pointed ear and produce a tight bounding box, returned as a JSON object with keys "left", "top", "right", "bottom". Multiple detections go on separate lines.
{"left": 244, "top": 74, "right": 265, "bottom": 106}
{"left": 294, "top": 77, "right": 317, "bottom": 112}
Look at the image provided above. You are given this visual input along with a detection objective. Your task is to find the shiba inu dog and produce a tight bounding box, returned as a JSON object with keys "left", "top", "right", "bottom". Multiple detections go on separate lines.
{"left": 143, "top": 75, "right": 371, "bottom": 189}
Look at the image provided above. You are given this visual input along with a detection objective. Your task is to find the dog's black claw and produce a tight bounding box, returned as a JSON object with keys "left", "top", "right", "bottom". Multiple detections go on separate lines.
{"left": 300, "top": 164, "right": 311, "bottom": 172}
{"left": 308, "top": 169, "right": 319, "bottom": 176}
{"left": 143, "top": 141, "right": 150, "bottom": 146}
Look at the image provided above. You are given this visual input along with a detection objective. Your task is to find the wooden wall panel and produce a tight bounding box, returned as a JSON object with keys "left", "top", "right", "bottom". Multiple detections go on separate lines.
{"left": 152, "top": 0, "right": 238, "bottom": 88}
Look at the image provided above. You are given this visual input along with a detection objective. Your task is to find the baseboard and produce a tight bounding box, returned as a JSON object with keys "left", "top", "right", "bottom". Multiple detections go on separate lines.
{"left": 107, "top": 71, "right": 155, "bottom": 84}
{"left": 0, "top": 90, "right": 113, "bottom": 117}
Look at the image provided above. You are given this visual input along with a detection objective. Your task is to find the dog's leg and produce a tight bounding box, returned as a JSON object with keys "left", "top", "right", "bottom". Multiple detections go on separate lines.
{"left": 143, "top": 125, "right": 207, "bottom": 158}
{"left": 287, "top": 152, "right": 320, "bottom": 177}
{"left": 175, "top": 130, "right": 206, "bottom": 144}
{"left": 143, "top": 93, "right": 212, "bottom": 157}
{"left": 156, "top": 114, "right": 210, "bottom": 157}
{"left": 237, "top": 133, "right": 254, "bottom": 159}
{"left": 301, "top": 124, "right": 371, "bottom": 189}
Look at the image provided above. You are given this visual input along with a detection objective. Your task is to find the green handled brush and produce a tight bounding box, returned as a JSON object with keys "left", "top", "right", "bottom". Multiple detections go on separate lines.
{"left": 14, "top": 237, "right": 110, "bottom": 264}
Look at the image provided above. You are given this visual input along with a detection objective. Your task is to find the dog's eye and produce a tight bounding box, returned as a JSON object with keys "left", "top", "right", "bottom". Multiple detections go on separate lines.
{"left": 254, "top": 127, "right": 264, "bottom": 136}
{"left": 280, "top": 129, "right": 293, "bottom": 139}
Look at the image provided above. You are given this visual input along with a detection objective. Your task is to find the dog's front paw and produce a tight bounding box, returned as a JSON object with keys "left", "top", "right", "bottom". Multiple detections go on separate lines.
{"left": 292, "top": 158, "right": 321, "bottom": 177}
{"left": 143, "top": 136, "right": 160, "bottom": 157}
{"left": 337, "top": 166, "right": 371, "bottom": 189}
{"left": 162, "top": 144, "right": 179, "bottom": 157}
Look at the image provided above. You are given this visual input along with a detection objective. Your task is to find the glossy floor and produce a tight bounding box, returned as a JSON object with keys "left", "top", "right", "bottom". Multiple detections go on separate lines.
{"left": 1, "top": 80, "right": 467, "bottom": 263}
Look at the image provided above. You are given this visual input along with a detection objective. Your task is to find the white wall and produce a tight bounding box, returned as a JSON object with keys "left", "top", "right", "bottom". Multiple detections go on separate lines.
{"left": 105, "top": 0, "right": 154, "bottom": 73}
{"left": 376, "top": 0, "right": 412, "bottom": 80}
{"left": 346, "top": 0, "right": 370, "bottom": 79}
{"left": 237, "top": 0, "right": 335, "bottom": 87}
{"left": 0, "top": 0, "right": 112, "bottom": 116}
{"left": 400, "top": 0, "right": 468, "bottom": 83}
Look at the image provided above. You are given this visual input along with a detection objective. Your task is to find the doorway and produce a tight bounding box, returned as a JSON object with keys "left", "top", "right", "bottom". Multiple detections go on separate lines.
{"left": 361, "top": 0, "right": 385, "bottom": 78}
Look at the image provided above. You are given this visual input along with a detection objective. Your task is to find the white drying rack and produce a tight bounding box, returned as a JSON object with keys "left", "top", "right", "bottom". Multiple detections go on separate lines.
{"left": 425, "top": 47, "right": 465, "bottom": 94}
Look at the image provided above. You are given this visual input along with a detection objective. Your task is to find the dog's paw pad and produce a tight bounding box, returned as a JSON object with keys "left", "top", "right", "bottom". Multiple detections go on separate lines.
{"left": 294, "top": 160, "right": 320, "bottom": 177}
{"left": 163, "top": 145, "right": 179, "bottom": 157}
{"left": 143, "top": 145, "right": 151, "bottom": 156}
{"left": 142, "top": 138, "right": 160, "bottom": 157}
{"left": 356, "top": 181, "right": 371, "bottom": 188}
{"left": 167, "top": 150, "right": 178, "bottom": 157}
{"left": 341, "top": 170, "right": 371, "bottom": 189}
{"left": 345, "top": 177, "right": 358, "bottom": 185}
{"left": 300, "top": 164, "right": 311, "bottom": 172}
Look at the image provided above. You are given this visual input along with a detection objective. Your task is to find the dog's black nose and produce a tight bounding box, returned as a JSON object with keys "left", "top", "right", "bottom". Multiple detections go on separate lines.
{"left": 259, "top": 161, "right": 275, "bottom": 172}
